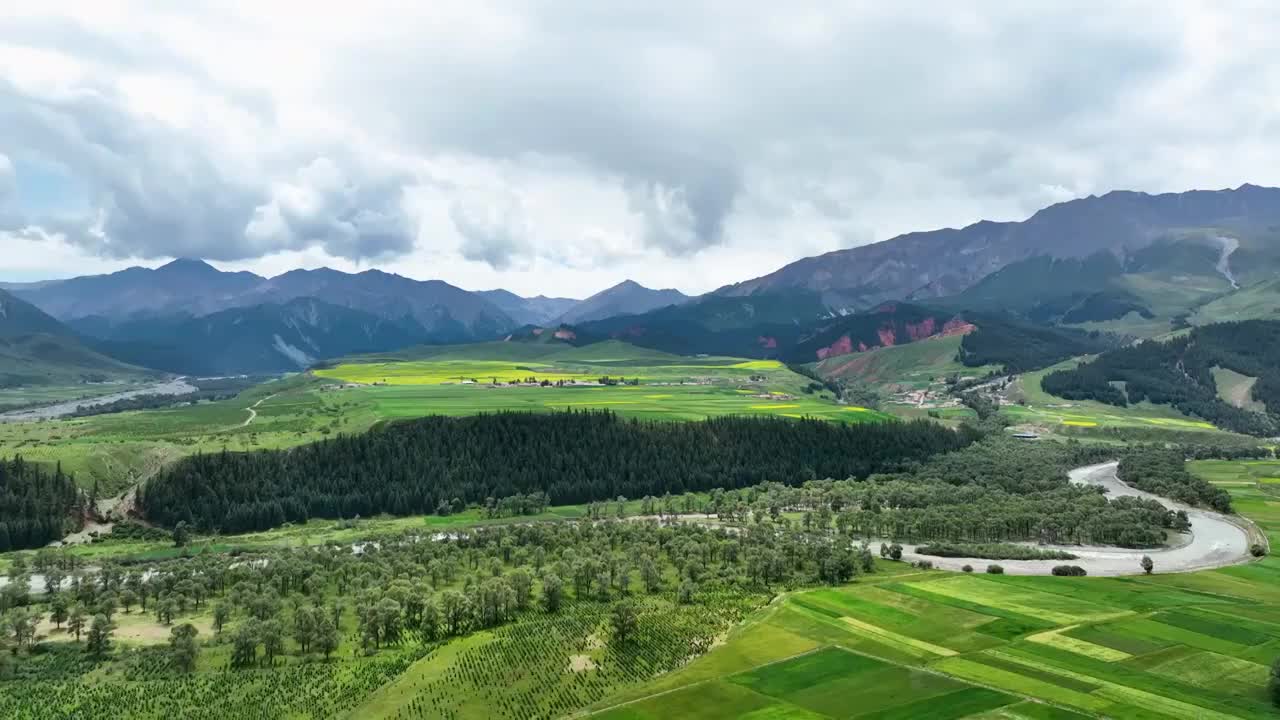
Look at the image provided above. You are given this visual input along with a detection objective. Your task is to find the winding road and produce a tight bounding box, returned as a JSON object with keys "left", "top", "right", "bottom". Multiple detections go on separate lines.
{"left": 241, "top": 393, "right": 277, "bottom": 427}
{"left": 896, "top": 461, "right": 1256, "bottom": 576}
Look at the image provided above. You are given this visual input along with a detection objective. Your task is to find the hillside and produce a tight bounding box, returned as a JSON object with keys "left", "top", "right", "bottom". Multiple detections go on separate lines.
{"left": 0, "top": 289, "right": 150, "bottom": 386}
{"left": 1041, "top": 319, "right": 1280, "bottom": 435}
{"left": 719, "top": 184, "right": 1280, "bottom": 311}
{"left": 86, "top": 297, "right": 430, "bottom": 375}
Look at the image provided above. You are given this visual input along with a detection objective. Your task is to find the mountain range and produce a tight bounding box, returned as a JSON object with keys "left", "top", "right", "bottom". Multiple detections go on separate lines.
{"left": 718, "top": 183, "right": 1280, "bottom": 310}
{"left": 3, "top": 261, "right": 695, "bottom": 374}
{"left": 7, "top": 183, "right": 1280, "bottom": 376}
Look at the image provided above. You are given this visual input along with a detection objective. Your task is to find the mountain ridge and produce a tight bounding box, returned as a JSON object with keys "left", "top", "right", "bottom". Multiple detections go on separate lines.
{"left": 717, "top": 184, "right": 1280, "bottom": 311}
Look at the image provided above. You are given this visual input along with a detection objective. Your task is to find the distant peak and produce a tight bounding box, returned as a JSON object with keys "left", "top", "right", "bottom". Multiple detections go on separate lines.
{"left": 159, "top": 258, "right": 216, "bottom": 273}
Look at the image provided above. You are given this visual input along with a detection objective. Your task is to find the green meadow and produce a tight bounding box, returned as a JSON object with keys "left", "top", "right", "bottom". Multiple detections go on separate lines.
{"left": 316, "top": 340, "right": 885, "bottom": 422}
{"left": 1001, "top": 362, "right": 1233, "bottom": 437}
{"left": 589, "top": 462, "right": 1280, "bottom": 719}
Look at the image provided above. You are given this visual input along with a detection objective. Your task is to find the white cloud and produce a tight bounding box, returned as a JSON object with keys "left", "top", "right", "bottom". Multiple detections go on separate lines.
{"left": 0, "top": 152, "right": 13, "bottom": 200}
{"left": 3, "top": 3, "right": 1280, "bottom": 296}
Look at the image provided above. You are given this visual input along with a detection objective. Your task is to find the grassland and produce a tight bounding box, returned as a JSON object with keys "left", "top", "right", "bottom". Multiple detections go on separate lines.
{"left": 316, "top": 340, "right": 884, "bottom": 423}
{"left": 1191, "top": 278, "right": 1280, "bottom": 326}
{"left": 1212, "top": 367, "right": 1266, "bottom": 413}
{"left": 814, "top": 335, "right": 989, "bottom": 393}
{"left": 591, "top": 462, "right": 1280, "bottom": 719}
{"left": 0, "top": 341, "right": 886, "bottom": 496}
{"left": 0, "top": 374, "right": 379, "bottom": 494}
{"left": 999, "top": 361, "right": 1234, "bottom": 438}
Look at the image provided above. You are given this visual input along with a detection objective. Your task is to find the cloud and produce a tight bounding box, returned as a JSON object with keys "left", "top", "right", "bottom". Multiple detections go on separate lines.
{"left": 5, "top": 3, "right": 1280, "bottom": 297}
{"left": 247, "top": 157, "right": 415, "bottom": 261}
{"left": 0, "top": 25, "right": 417, "bottom": 263}
{"left": 0, "top": 152, "right": 13, "bottom": 200}
{"left": 447, "top": 190, "right": 532, "bottom": 270}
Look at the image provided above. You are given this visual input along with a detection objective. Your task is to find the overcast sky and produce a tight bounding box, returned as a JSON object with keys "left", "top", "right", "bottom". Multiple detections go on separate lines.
{"left": 2, "top": 3, "right": 1279, "bottom": 298}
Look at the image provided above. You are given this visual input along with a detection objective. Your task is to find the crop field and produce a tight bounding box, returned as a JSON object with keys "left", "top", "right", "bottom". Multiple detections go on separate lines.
{"left": 589, "top": 470, "right": 1280, "bottom": 719}
{"left": 315, "top": 341, "right": 886, "bottom": 423}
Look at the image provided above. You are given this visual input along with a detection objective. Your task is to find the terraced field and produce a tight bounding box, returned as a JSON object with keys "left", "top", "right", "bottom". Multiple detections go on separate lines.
{"left": 589, "top": 464, "right": 1280, "bottom": 719}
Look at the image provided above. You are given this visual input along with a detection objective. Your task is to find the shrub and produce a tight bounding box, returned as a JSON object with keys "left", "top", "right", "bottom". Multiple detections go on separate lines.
{"left": 912, "top": 560, "right": 934, "bottom": 570}
{"left": 986, "top": 564, "right": 1004, "bottom": 574}
{"left": 1051, "top": 565, "right": 1087, "bottom": 577}
{"left": 1270, "top": 656, "right": 1280, "bottom": 708}
{"left": 916, "top": 542, "right": 1077, "bottom": 561}
{"left": 1251, "top": 543, "right": 1268, "bottom": 558}
{"left": 961, "top": 565, "right": 973, "bottom": 573}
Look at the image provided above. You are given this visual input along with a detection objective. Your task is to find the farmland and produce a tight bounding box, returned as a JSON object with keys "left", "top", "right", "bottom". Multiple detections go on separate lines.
{"left": 0, "top": 341, "right": 883, "bottom": 495}
{"left": 316, "top": 340, "right": 882, "bottom": 422}
{"left": 589, "top": 461, "right": 1280, "bottom": 719}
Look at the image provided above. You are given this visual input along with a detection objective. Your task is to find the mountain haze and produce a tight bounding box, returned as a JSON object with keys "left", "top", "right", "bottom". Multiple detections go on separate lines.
{"left": 86, "top": 297, "right": 430, "bottom": 375}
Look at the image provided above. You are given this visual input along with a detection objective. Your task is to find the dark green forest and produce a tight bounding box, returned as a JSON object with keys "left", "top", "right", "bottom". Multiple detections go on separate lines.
{"left": 0, "top": 457, "right": 82, "bottom": 551}
{"left": 958, "top": 314, "right": 1113, "bottom": 373}
{"left": 139, "top": 411, "right": 973, "bottom": 534}
{"left": 1117, "top": 448, "right": 1233, "bottom": 512}
{"left": 1041, "top": 320, "right": 1280, "bottom": 436}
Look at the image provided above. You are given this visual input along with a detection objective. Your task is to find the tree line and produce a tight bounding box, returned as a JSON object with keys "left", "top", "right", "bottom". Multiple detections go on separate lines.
{"left": 139, "top": 411, "right": 973, "bottom": 534}
{"left": 0, "top": 456, "right": 82, "bottom": 551}
{"left": 1041, "top": 320, "right": 1280, "bottom": 436}
{"left": 958, "top": 314, "right": 1114, "bottom": 373}
{"left": 1117, "top": 448, "right": 1232, "bottom": 512}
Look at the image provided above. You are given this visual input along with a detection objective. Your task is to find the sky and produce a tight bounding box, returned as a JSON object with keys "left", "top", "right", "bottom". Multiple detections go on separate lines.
{"left": 2, "top": 3, "right": 1280, "bottom": 299}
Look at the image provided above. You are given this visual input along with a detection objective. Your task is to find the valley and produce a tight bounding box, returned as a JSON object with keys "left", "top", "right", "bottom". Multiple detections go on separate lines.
{"left": 3, "top": 185, "right": 1280, "bottom": 719}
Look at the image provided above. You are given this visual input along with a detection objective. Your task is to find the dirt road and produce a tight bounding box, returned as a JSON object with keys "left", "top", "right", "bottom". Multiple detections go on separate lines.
{"left": 895, "top": 461, "right": 1255, "bottom": 576}
{"left": 241, "top": 393, "right": 276, "bottom": 427}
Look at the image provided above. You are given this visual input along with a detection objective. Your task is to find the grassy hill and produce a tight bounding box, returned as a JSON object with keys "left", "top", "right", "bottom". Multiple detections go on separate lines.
{"left": 0, "top": 289, "right": 151, "bottom": 389}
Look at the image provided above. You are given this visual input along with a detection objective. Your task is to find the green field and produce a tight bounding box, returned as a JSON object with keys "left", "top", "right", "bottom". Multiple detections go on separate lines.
{"left": 0, "top": 341, "right": 888, "bottom": 495}
{"left": 316, "top": 341, "right": 885, "bottom": 423}
{"left": 589, "top": 464, "right": 1280, "bottom": 719}
{"left": 1000, "top": 361, "right": 1234, "bottom": 437}
{"left": 0, "top": 374, "right": 380, "bottom": 494}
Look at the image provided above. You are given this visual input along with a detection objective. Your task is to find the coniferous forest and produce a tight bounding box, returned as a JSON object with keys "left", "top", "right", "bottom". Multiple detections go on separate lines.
{"left": 0, "top": 456, "right": 81, "bottom": 551}
{"left": 1041, "top": 319, "right": 1280, "bottom": 436}
{"left": 138, "top": 411, "right": 973, "bottom": 533}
